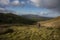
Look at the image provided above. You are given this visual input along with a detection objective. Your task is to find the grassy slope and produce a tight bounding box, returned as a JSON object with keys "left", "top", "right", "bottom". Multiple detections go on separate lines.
{"left": 39, "top": 16, "right": 60, "bottom": 28}
{"left": 0, "top": 25, "right": 60, "bottom": 40}
{"left": 40, "top": 16, "right": 60, "bottom": 24}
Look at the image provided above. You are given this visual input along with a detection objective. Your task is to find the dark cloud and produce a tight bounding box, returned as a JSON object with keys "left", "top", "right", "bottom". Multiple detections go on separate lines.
{"left": 42, "top": 0, "right": 60, "bottom": 9}
{"left": 30, "top": 0, "right": 60, "bottom": 9}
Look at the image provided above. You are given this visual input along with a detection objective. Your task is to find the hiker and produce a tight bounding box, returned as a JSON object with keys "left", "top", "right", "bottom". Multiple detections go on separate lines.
{"left": 37, "top": 23, "right": 41, "bottom": 28}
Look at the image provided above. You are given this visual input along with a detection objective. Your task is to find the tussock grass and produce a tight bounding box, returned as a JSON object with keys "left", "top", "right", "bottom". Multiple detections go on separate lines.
{"left": 0, "top": 26, "right": 60, "bottom": 40}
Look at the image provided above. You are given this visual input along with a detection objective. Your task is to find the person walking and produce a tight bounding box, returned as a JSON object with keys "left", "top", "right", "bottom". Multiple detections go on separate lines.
{"left": 37, "top": 23, "right": 41, "bottom": 28}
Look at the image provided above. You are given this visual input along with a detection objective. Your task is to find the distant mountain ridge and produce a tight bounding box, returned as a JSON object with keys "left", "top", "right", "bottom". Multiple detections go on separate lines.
{"left": 21, "top": 14, "right": 52, "bottom": 21}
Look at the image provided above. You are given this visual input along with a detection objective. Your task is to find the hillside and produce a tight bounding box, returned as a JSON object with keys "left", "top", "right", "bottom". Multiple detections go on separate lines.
{"left": 0, "top": 26, "right": 60, "bottom": 40}
{"left": 0, "top": 13, "right": 60, "bottom": 40}
{"left": 40, "top": 16, "right": 60, "bottom": 28}
{"left": 21, "top": 14, "right": 52, "bottom": 21}
{"left": 0, "top": 13, "right": 36, "bottom": 25}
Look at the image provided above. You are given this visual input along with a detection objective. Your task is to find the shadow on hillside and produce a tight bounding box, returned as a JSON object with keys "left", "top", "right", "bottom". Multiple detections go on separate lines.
{"left": 0, "top": 28, "right": 14, "bottom": 35}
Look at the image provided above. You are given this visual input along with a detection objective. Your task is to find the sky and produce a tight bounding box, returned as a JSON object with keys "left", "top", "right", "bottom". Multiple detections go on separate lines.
{"left": 0, "top": 0, "right": 60, "bottom": 17}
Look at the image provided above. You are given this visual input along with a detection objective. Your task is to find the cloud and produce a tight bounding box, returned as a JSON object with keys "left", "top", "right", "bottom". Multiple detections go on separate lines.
{"left": 0, "top": 0, "right": 60, "bottom": 9}
{"left": 21, "top": 1, "right": 25, "bottom": 4}
{"left": 30, "top": 0, "right": 41, "bottom": 7}
{"left": 0, "top": 7, "right": 5, "bottom": 10}
{"left": 0, "top": 0, "right": 25, "bottom": 7}
{"left": 11, "top": 0, "right": 20, "bottom": 6}
{"left": 29, "top": 0, "right": 60, "bottom": 17}
{"left": 39, "top": 10, "right": 60, "bottom": 17}
{"left": 30, "top": 0, "right": 60, "bottom": 9}
{"left": 42, "top": 0, "right": 60, "bottom": 9}
{"left": 0, "top": 0, "right": 10, "bottom": 5}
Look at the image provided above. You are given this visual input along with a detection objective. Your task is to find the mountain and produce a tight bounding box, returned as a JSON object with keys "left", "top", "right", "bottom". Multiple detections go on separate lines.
{"left": 0, "top": 13, "right": 36, "bottom": 25}
{"left": 21, "top": 14, "right": 52, "bottom": 21}
{"left": 40, "top": 16, "right": 60, "bottom": 28}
